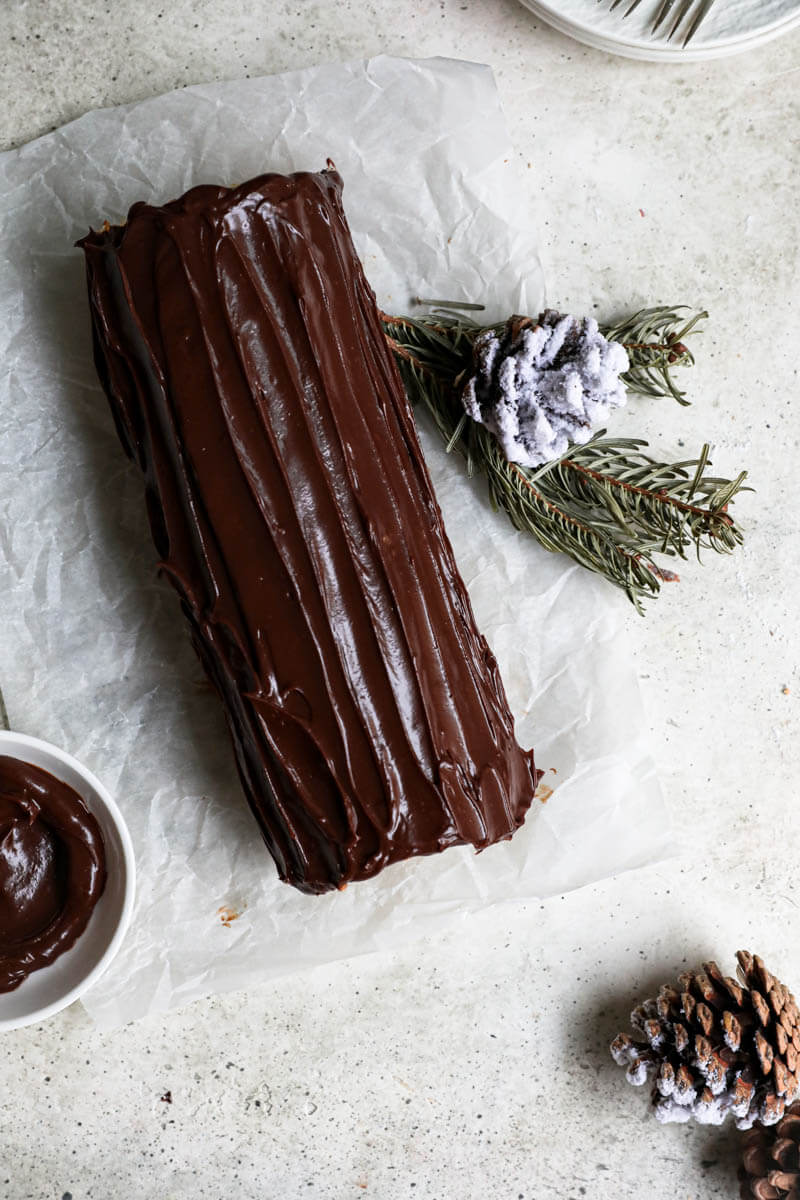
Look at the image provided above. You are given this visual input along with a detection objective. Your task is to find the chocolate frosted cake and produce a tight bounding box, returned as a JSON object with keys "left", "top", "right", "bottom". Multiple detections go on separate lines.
{"left": 78, "top": 166, "right": 540, "bottom": 894}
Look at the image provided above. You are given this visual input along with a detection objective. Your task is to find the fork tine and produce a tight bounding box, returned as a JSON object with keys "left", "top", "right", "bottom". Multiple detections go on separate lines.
{"left": 651, "top": 0, "right": 677, "bottom": 32}
{"left": 682, "top": 0, "right": 716, "bottom": 43}
{"left": 623, "top": 0, "right": 646, "bottom": 14}
{"left": 667, "top": 0, "right": 694, "bottom": 38}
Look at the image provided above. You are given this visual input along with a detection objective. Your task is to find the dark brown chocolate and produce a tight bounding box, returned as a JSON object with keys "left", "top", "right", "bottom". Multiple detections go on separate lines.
{"left": 78, "top": 167, "right": 540, "bottom": 894}
{"left": 0, "top": 757, "right": 107, "bottom": 993}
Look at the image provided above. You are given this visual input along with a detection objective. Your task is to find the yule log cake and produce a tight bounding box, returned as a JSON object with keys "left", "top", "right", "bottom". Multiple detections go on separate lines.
{"left": 78, "top": 166, "right": 540, "bottom": 894}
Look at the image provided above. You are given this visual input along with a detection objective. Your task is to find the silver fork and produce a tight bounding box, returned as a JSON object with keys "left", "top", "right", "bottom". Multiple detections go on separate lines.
{"left": 608, "top": 0, "right": 716, "bottom": 45}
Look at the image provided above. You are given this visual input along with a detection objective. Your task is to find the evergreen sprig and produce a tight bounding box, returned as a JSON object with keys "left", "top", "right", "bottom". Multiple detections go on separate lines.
{"left": 381, "top": 304, "right": 748, "bottom": 611}
{"left": 603, "top": 305, "right": 708, "bottom": 405}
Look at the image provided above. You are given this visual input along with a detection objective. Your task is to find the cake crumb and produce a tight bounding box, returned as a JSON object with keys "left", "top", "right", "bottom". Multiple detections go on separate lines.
{"left": 217, "top": 905, "right": 245, "bottom": 927}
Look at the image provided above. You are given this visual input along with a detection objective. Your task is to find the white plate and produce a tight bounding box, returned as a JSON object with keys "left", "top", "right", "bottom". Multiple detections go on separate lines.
{"left": 0, "top": 731, "right": 135, "bottom": 1031}
{"left": 519, "top": 0, "right": 800, "bottom": 60}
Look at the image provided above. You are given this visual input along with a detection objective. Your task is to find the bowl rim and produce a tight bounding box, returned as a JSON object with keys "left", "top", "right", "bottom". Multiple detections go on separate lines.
{"left": 0, "top": 729, "right": 136, "bottom": 1031}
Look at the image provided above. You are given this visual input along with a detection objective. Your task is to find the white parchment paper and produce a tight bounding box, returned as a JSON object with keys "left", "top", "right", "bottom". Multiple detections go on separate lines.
{"left": 0, "top": 56, "right": 671, "bottom": 1029}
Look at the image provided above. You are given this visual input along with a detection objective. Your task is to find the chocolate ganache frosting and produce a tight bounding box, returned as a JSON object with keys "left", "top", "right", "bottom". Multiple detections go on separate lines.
{"left": 78, "top": 166, "right": 540, "bottom": 894}
{"left": 0, "top": 757, "right": 107, "bottom": 993}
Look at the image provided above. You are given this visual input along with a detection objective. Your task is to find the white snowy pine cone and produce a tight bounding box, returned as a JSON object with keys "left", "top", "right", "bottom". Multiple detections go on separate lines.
{"left": 460, "top": 310, "right": 629, "bottom": 468}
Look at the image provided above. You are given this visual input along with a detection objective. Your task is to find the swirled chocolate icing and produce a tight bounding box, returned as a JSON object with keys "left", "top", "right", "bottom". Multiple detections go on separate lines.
{"left": 78, "top": 167, "right": 540, "bottom": 894}
{"left": 0, "top": 757, "right": 107, "bottom": 993}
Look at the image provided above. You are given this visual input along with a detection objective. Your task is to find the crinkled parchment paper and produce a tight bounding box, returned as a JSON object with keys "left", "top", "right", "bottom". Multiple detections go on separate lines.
{"left": 0, "top": 56, "right": 671, "bottom": 1029}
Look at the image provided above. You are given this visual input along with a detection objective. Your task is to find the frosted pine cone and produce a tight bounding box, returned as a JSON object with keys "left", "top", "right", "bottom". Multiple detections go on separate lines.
{"left": 460, "top": 310, "right": 629, "bottom": 468}
{"left": 611, "top": 952, "right": 800, "bottom": 1130}
{"left": 739, "top": 1103, "right": 800, "bottom": 1198}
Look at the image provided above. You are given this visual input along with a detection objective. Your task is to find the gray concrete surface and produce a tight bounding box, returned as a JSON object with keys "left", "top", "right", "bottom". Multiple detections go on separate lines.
{"left": 1, "top": 1, "right": 799, "bottom": 1197}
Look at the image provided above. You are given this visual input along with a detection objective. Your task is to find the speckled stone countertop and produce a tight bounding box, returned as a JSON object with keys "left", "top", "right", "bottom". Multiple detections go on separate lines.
{"left": 1, "top": 2, "right": 799, "bottom": 1198}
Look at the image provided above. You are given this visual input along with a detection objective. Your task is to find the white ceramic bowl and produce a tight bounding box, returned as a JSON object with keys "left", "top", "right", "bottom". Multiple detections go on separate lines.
{"left": 0, "top": 730, "right": 135, "bottom": 1031}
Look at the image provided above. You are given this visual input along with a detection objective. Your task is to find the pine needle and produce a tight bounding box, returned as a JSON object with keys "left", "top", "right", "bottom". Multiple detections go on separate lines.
{"left": 382, "top": 305, "right": 748, "bottom": 611}
{"left": 602, "top": 305, "right": 708, "bottom": 405}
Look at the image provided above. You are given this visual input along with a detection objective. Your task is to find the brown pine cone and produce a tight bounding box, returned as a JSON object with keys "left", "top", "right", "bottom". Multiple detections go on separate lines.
{"left": 611, "top": 952, "right": 800, "bottom": 1129}
{"left": 739, "top": 1103, "right": 800, "bottom": 1198}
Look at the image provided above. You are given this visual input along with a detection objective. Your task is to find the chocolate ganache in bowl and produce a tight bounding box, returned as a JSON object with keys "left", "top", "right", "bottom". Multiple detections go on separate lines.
{"left": 0, "top": 731, "right": 135, "bottom": 1029}
{"left": 0, "top": 756, "right": 107, "bottom": 993}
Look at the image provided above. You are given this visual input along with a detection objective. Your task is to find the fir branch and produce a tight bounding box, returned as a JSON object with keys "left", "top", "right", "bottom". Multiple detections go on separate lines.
{"left": 601, "top": 305, "right": 707, "bottom": 405}
{"left": 382, "top": 307, "right": 747, "bottom": 610}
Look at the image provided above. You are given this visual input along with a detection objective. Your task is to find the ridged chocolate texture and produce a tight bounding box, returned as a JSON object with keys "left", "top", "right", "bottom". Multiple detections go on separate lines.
{"left": 78, "top": 167, "right": 540, "bottom": 894}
